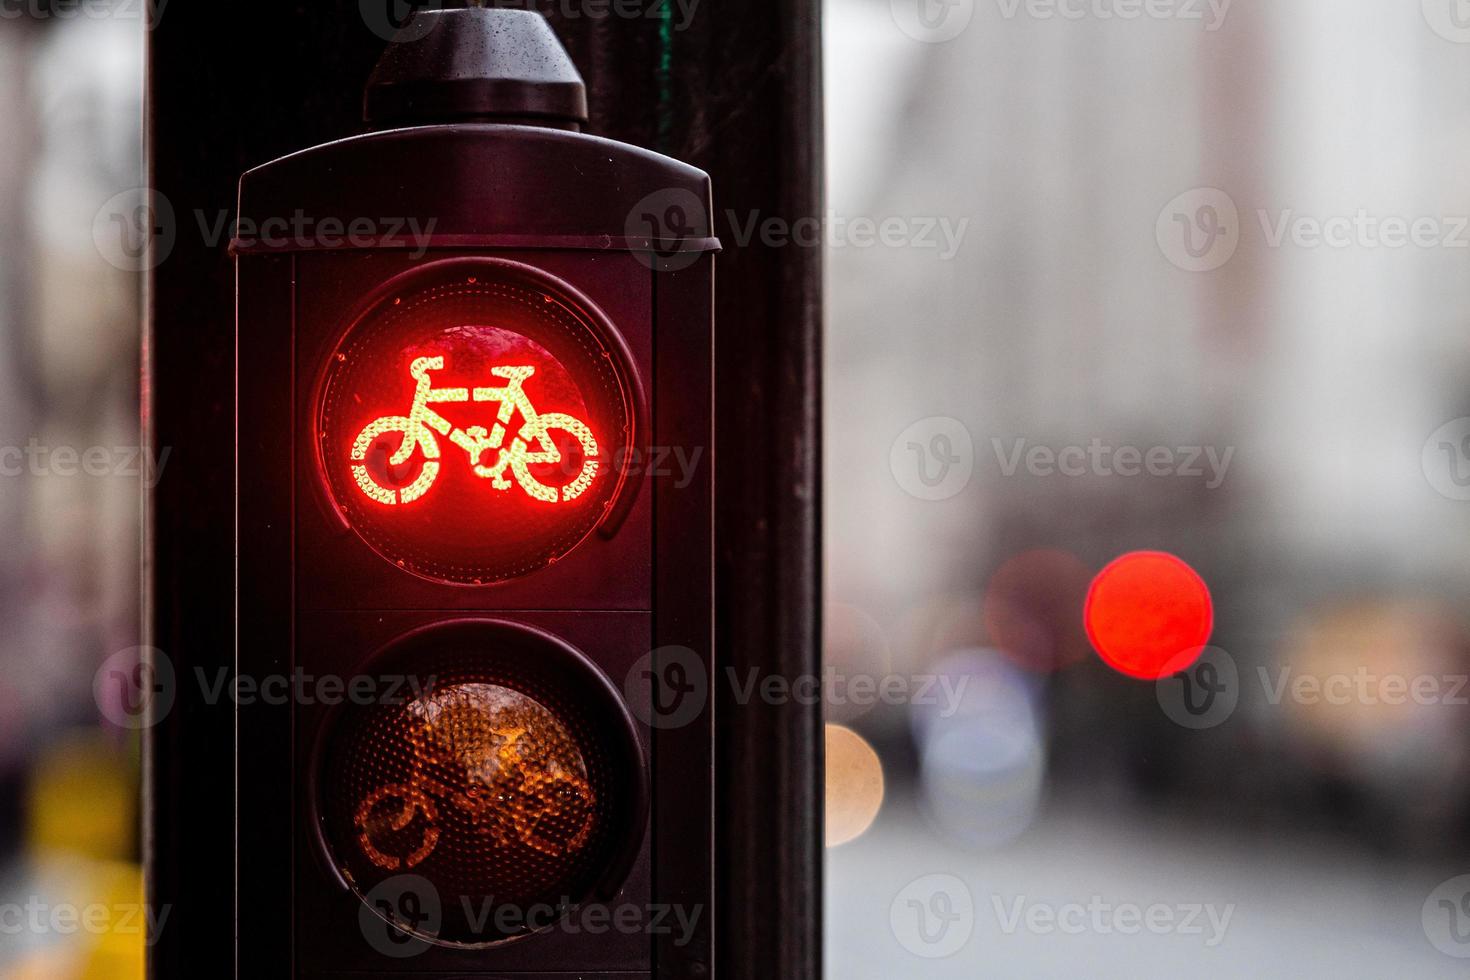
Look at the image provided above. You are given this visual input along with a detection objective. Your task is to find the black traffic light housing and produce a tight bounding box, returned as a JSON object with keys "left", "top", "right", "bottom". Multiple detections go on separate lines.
{"left": 235, "top": 8, "right": 716, "bottom": 975}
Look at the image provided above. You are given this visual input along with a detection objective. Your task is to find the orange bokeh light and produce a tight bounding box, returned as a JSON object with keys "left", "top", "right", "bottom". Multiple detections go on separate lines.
{"left": 1084, "top": 551, "right": 1214, "bottom": 680}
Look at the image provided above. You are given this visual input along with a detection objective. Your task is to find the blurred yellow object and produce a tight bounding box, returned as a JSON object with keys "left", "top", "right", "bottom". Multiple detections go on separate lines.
{"left": 80, "top": 862, "right": 147, "bottom": 980}
{"left": 825, "top": 724, "right": 885, "bottom": 847}
{"left": 26, "top": 731, "right": 137, "bottom": 862}
{"left": 6, "top": 730, "right": 146, "bottom": 979}
{"left": 1280, "top": 599, "right": 1467, "bottom": 757}
{"left": 0, "top": 862, "right": 146, "bottom": 980}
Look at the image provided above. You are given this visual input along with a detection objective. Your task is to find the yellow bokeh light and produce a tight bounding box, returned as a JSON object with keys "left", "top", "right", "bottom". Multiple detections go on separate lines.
{"left": 825, "top": 724, "right": 885, "bottom": 847}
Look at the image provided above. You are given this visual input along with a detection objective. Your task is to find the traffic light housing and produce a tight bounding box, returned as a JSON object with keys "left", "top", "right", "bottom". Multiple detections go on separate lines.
{"left": 234, "top": 9, "right": 716, "bottom": 975}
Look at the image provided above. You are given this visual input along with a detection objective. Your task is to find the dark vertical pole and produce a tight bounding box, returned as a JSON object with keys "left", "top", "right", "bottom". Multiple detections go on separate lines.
{"left": 148, "top": 2, "right": 822, "bottom": 976}
{"left": 664, "top": 5, "right": 826, "bottom": 979}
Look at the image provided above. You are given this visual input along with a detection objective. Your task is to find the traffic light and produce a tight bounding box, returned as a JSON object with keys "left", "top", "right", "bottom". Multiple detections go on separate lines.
{"left": 234, "top": 8, "right": 715, "bottom": 975}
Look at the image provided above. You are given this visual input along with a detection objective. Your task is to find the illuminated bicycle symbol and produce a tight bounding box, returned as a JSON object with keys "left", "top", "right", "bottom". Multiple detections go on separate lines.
{"left": 351, "top": 355, "right": 599, "bottom": 506}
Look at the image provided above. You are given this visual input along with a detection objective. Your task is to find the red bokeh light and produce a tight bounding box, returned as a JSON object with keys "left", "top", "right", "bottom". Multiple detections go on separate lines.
{"left": 983, "top": 547, "right": 1092, "bottom": 674}
{"left": 1083, "top": 551, "right": 1213, "bottom": 680}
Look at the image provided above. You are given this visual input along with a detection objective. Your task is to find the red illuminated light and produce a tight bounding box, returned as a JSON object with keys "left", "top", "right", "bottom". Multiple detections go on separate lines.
{"left": 316, "top": 259, "right": 634, "bottom": 585}
{"left": 1083, "top": 551, "right": 1214, "bottom": 680}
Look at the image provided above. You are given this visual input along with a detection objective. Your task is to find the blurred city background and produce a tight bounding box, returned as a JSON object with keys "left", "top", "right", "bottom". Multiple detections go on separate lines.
{"left": 0, "top": 3, "right": 144, "bottom": 979}
{"left": 824, "top": 0, "right": 1470, "bottom": 976}
{"left": 4, "top": 0, "right": 1470, "bottom": 976}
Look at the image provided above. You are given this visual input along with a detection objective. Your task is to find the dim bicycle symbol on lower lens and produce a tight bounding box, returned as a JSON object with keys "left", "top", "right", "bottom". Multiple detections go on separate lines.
{"left": 354, "top": 686, "right": 597, "bottom": 873}
{"left": 350, "top": 354, "right": 599, "bottom": 506}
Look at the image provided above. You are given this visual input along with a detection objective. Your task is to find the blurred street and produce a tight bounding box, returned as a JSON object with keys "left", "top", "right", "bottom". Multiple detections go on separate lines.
{"left": 831, "top": 796, "right": 1465, "bottom": 978}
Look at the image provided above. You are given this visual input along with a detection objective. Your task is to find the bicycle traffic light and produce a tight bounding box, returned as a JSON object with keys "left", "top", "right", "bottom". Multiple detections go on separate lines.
{"left": 234, "top": 9, "right": 716, "bottom": 975}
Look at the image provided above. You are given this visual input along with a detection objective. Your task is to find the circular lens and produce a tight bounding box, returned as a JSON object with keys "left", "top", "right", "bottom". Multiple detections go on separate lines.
{"left": 317, "top": 260, "right": 634, "bottom": 584}
{"left": 316, "top": 622, "right": 645, "bottom": 947}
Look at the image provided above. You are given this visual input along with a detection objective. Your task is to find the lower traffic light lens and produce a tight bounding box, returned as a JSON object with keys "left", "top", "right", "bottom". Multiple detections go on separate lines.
{"left": 315, "top": 621, "right": 646, "bottom": 947}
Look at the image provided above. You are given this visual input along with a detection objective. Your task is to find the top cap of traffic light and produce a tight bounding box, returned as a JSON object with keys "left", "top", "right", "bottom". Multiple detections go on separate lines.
{"left": 364, "top": 7, "right": 588, "bottom": 128}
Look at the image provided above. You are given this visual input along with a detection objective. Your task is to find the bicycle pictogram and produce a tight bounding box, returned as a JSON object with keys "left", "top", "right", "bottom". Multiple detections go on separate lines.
{"left": 354, "top": 691, "right": 597, "bottom": 871}
{"left": 350, "top": 354, "right": 599, "bottom": 506}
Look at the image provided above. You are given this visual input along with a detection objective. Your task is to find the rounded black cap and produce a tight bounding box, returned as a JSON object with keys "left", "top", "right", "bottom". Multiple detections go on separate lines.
{"left": 364, "top": 7, "right": 588, "bottom": 128}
